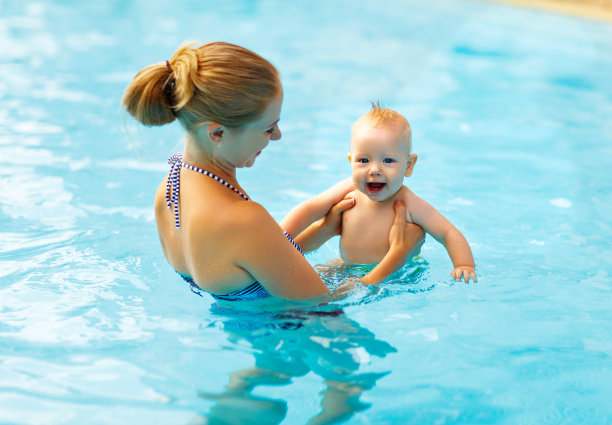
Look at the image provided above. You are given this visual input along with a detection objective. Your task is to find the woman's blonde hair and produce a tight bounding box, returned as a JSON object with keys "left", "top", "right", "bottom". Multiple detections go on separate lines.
{"left": 121, "top": 42, "right": 281, "bottom": 132}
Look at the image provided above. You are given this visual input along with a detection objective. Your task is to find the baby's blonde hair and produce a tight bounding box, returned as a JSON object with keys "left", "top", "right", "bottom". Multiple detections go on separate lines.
{"left": 357, "top": 101, "right": 412, "bottom": 152}
{"left": 365, "top": 101, "right": 406, "bottom": 127}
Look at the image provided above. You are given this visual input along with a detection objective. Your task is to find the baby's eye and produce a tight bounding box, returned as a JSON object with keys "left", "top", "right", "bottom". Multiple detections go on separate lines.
{"left": 383, "top": 158, "right": 395, "bottom": 163}
{"left": 358, "top": 158, "right": 369, "bottom": 164}
{"left": 266, "top": 127, "right": 275, "bottom": 134}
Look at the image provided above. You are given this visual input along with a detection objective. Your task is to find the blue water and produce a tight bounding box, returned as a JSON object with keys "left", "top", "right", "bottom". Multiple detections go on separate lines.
{"left": 1, "top": 0, "right": 611, "bottom": 424}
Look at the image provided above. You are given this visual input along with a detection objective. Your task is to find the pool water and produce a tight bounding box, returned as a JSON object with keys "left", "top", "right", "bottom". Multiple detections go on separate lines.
{"left": 1, "top": 0, "right": 611, "bottom": 424}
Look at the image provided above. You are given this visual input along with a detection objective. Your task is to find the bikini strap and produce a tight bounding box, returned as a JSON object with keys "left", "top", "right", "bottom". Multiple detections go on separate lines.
{"left": 166, "top": 153, "right": 183, "bottom": 228}
{"left": 283, "top": 230, "right": 303, "bottom": 254}
{"left": 181, "top": 162, "right": 250, "bottom": 202}
{"left": 165, "top": 152, "right": 251, "bottom": 228}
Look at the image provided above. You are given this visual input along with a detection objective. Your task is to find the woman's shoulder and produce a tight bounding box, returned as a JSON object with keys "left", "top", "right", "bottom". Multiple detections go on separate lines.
{"left": 188, "top": 199, "right": 276, "bottom": 238}
{"left": 183, "top": 199, "right": 279, "bottom": 270}
{"left": 154, "top": 177, "right": 172, "bottom": 226}
{"left": 154, "top": 177, "right": 169, "bottom": 208}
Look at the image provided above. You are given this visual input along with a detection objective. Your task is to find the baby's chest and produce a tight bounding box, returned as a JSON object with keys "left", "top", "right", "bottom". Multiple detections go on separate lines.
{"left": 342, "top": 205, "right": 396, "bottom": 243}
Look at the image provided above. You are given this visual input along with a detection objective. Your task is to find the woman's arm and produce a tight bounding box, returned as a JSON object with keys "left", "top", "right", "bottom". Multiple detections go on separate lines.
{"left": 295, "top": 198, "right": 425, "bottom": 286}
{"left": 293, "top": 197, "right": 355, "bottom": 252}
{"left": 361, "top": 200, "right": 425, "bottom": 284}
{"left": 232, "top": 202, "right": 332, "bottom": 300}
{"left": 297, "top": 198, "right": 425, "bottom": 286}
{"left": 280, "top": 178, "right": 354, "bottom": 238}
{"left": 228, "top": 200, "right": 424, "bottom": 300}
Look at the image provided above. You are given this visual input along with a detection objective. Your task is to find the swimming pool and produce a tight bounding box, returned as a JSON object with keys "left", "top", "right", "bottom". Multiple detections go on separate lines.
{"left": 1, "top": 0, "right": 611, "bottom": 423}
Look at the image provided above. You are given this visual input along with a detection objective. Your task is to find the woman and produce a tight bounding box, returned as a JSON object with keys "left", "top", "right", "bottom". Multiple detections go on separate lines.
{"left": 122, "top": 41, "right": 423, "bottom": 301}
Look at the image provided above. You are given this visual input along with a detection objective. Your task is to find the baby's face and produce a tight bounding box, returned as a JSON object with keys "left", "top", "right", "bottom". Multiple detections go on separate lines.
{"left": 349, "top": 121, "right": 413, "bottom": 202}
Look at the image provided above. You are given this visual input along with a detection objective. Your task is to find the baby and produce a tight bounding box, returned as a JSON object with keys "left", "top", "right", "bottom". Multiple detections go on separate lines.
{"left": 282, "top": 103, "right": 476, "bottom": 282}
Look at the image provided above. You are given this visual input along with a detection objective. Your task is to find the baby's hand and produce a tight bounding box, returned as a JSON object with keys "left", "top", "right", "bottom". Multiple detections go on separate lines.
{"left": 451, "top": 266, "right": 477, "bottom": 283}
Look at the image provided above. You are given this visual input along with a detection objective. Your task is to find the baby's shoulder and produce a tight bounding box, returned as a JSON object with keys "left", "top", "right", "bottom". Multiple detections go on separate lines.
{"left": 396, "top": 185, "right": 420, "bottom": 202}
{"left": 348, "top": 188, "right": 361, "bottom": 198}
{"left": 396, "top": 186, "right": 429, "bottom": 214}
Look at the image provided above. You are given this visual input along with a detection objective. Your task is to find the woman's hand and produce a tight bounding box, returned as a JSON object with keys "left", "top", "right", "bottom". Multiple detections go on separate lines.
{"left": 320, "top": 196, "right": 355, "bottom": 237}
{"left": 281, "top": 178, "right": 354, "bottom": 238}
{"left": 362, "top": 200, "right": 424, "bottom": 285}
{"left": 293, "top": 197, "right": 356, "bottom": 252}
{"left": 388, "top": 200, "right": 425, "bottom": 262}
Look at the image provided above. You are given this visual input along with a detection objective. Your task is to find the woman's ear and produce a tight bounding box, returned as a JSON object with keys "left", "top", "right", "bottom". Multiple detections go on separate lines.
{"left": 207, "top": 123, "right": 224, "bottom": 145}
{"left": 405, "top": 154, "right": 418, "bottom": 177}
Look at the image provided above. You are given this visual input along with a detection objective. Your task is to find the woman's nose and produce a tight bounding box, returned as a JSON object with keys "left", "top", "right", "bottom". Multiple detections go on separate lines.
{"left": 271, "top": 125, "right": 281, "bottom": 140}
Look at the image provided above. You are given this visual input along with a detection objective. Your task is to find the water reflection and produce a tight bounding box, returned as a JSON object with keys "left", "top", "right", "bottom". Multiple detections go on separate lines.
{"left": 193, "top": 304, "right": 396, "bottom": 425}
{"left": 318, "top": 257, "right": 433, "bottom": 306}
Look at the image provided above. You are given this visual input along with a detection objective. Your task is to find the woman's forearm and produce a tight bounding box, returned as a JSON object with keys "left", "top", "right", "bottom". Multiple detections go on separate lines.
{"left": 293, "top": 218, "right": 336, "bottom": 253}
{"left": 360, "top": 250, "right": 406, "bottom": 285}
{"left": 361, "top": 214, "right": 425, "bottom": 285}
{"left": 281, "top": 178, "right": 355, "bottom": 238}
{"left": 281, "top": 199, "right": 328, "bottom": 238}
{"left": 293, "top": 195, "right": 356, "bottom": 252}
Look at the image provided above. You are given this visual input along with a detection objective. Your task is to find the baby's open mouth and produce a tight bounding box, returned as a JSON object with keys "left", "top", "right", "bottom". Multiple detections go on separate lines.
{"left": 367, "top": 182, "right": 386, "bottom": 193}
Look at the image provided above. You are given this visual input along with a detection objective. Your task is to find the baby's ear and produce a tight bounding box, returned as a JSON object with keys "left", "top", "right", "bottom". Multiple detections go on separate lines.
{"left": 405, "top": 154, "right": 418, "bottom": 177}
{"left": 347, "top": 153, "right": 352, "bottom": 162}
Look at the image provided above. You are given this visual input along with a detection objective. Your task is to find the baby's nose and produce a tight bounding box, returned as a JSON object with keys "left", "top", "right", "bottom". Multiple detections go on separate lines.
{"left": 369, "top": 164, "right": 382, "bottom": 175}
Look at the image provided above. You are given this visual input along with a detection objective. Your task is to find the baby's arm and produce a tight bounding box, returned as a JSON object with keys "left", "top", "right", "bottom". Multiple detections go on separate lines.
{"left": 405, "top": 190, "right": 476, "bottom": 282}
{"left": 281, "top": 178, "right": 354, "bottom": 238}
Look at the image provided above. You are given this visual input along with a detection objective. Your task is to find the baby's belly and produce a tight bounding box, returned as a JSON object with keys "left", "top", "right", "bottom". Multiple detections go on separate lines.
{"left": 340, "top": 216, "right": 394, "bottom": 265}
{"left": 340, "top": 239, "right": 389, "bottom": 264}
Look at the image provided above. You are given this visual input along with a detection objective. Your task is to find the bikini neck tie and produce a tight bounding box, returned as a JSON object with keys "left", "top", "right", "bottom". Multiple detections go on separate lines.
{"left": 165, "top": 152, "right": 250, "bottom": 228}
{"left": 166, "top": 153, "right": 183, "bottom": 228}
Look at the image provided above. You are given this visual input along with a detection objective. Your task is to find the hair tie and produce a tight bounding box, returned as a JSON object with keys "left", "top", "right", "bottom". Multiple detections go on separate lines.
{"left": 163, "top": 60, "right": 176, "bottom": 116}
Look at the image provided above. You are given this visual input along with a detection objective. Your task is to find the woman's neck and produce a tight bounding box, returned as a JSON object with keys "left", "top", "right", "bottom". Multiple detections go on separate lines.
{"left": 182, "top": 138, "right": 238, "bottom": 187}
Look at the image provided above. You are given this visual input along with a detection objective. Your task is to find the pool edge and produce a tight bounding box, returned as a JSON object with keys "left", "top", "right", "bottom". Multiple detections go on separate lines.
{"left": 482, "top": 0, "right": 612, "bottom": 22}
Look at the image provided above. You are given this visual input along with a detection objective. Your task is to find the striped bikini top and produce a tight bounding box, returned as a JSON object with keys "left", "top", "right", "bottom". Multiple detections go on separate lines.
{"left": 165, "top": 153, "right": 302, "bottom": 302}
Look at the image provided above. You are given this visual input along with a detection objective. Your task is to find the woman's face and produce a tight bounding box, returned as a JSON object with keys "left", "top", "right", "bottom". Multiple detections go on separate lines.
{"left": 221, "top": 90, "right": 283, "bottom": 168}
